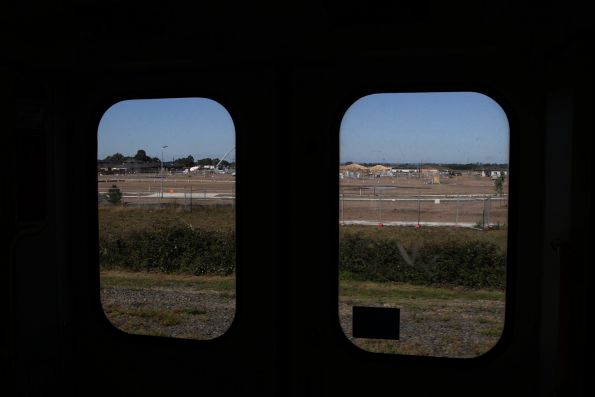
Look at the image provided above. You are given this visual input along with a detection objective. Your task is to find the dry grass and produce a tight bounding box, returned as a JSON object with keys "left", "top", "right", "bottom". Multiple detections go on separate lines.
{"left": 101, "top": 270, "right": 504, "bottom": 356}
{"left": 100, "top": 270, "right": 236, "bottom": 291}
{"left": 98, "top": 205, "right": 235, "bottom": 234}
{"left": 100, "top": 270, "right": 236, "bottom": 340}
{"left": 340, "top": 224, "right": 508, "bottom": 251}
{"left": 339, "top": 279, "right": 505, "bottom": 358}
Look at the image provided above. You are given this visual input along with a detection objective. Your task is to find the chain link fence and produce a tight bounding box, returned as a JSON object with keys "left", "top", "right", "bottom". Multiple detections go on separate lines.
{"left": 98, "top": 174, "right": 235, "bottom": 210}
{"left": 339, "top": 185, "right": 507, "bottom": 229}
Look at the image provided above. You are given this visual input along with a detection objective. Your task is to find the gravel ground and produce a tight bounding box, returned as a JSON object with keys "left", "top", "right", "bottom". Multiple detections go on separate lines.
{"left": 339, "top": 299, "right": 505, "bottom": 357}
{"left": 101, "top": 285, "right": 235, "bottom": 340}
{"left": 101, "top": 279, "right": 504, "bottom": 357}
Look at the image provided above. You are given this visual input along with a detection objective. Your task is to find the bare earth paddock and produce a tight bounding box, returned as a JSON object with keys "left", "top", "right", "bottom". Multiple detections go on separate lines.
{"left": 339, "top": 174, "right": 508, "bottom": 226}
{"left": 99, "top": 173, "right": 508, "bottom": 226}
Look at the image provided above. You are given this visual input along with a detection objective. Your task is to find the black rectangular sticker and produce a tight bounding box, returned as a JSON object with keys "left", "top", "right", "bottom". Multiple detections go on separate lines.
{"left": 352, "top": 306, "right": 400, "bottom": 340}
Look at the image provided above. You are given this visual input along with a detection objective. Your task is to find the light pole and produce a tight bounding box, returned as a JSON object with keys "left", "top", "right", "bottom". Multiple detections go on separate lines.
{"left": 160, "top": 145, "right": 168, "bottom": 199}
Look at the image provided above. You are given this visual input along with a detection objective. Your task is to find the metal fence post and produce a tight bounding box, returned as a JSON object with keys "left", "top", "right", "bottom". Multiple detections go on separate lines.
{"left": 378, "top": 190, "right": 382, "bottom": 224}
{"left": 341, "top": 188, "right": 344, "bottom": 225}
{"left": 456, "top": 195, "right": 459, "bottom": 226}
{"left": 417, "top": 195, "right": 421, "bottom": 226}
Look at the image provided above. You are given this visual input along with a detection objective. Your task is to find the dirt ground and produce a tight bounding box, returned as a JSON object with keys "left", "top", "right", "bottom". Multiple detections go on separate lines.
{"left": 98, "top": 173, "right": 508, "bottom": 224}
{"left": 98, "top": 172, "right": 235, "bottom": 206}
{"left": 98, "top": 172, "right": 236, "bottom": 195}
{"left": 342, "top": 174, "right": 509, "bottom": 225}
{"left": 340, "top": 174, "right": 508, "bottom": 196}
{"left": 341, "top": 199, "right": 508, "bottom": 224}
{"left": 99, "top": 173, "right": 506, "bottom": 196}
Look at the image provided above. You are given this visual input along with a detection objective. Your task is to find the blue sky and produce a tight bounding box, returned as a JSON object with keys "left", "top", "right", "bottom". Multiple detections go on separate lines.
{"left": 98, "top": 92, "right": 509, "bottom": 164}
{"left": 340, "top": 92, "right": 509, "bottom": 164}
{"left": 98, "top": 98, "right": 236, "bottom": 161}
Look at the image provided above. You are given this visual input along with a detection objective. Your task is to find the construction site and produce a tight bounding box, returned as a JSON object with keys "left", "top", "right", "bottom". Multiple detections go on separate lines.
{"left": 98, "top": 163, "right": 507, "bottom": 228}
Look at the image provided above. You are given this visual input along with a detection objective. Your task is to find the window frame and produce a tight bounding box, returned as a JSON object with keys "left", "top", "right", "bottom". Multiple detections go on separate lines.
{"left": 333, "top": 88, "right": 518, "bottom": 364}
{"left": 92, "top": 94, "right": 240, "bottom": 346}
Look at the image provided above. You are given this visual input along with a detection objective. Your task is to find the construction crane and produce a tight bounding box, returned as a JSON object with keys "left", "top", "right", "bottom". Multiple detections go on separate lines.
{"left": 214, "top": 146, "right": 235, "bottom": 172}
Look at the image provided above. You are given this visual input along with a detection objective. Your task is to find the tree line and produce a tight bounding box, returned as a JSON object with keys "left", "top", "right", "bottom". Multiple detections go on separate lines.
{"left": 100, "top": 150, "right": 234, "bottom": 168}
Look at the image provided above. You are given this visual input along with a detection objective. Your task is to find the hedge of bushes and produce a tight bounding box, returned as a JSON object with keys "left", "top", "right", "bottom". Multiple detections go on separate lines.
{"left": 99, "top": 224, "right": 235, "bottom": 275}
{"left": 339, "top": 234, "right": 506, "bottom": 289}
{"left": 99, "top": 225, "right": 505, "bottom": 288}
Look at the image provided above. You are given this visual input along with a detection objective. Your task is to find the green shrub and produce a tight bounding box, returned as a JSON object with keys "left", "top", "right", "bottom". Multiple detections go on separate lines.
{"left": 339, "top": 233, "right": 506, "bottom": 289}
{"left": 106, "top": 185, "right": 122, "bottom": 204}
{"left": 99, "top": 220, "right": 505, "bottom": 288}
{"left": 99, "top": 224, "right": 235, "bottom": 275}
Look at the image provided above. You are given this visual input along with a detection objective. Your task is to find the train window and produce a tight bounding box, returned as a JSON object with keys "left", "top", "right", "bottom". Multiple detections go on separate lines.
{"left": 98, "top": 97, "right": 236, "bottom": 340}
{"left": 339, "top": 92, "right": 509, "bottom": 357}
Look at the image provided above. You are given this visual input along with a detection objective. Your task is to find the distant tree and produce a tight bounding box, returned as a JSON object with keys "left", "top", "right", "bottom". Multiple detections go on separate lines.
{"left": 134, "top": 149, "right": 151, "bottom": 162}
{"left": 173, "top": 155, "right": 195, "bottom": 168}
{"left": 494, "top": 175, "right": 505, "bottom": 195}
{"left": 197, "top": 157, "right": 213, "bottom": 166}
{"left": 103, "top": 153, "right": 124, "bottom": 163}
